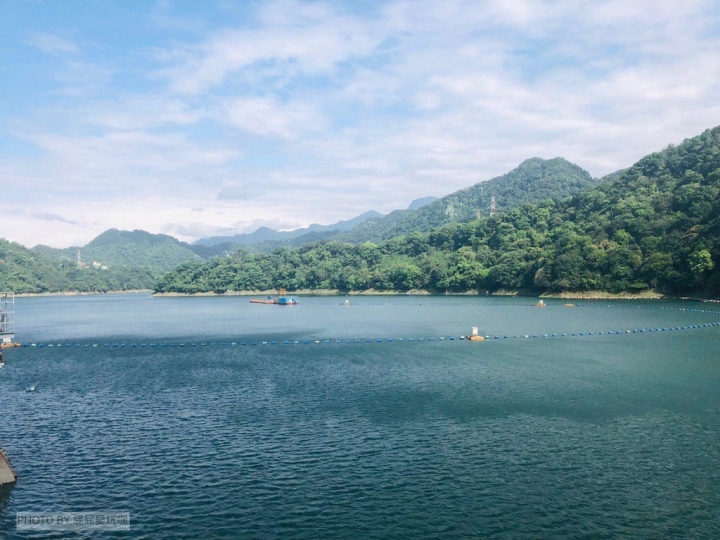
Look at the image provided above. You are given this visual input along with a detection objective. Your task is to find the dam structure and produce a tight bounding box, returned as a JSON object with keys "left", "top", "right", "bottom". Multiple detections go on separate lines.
{"left": 0, "top": 449, "right": 17, "bottom": 486}
{"left": 0, "top": 292, "right": 17, "bottom": 485}
{"left": 0, "top": 292, "right": 15, "bottom": 347}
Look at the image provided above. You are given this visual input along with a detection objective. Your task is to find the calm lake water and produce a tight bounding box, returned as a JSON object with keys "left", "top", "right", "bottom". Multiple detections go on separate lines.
{"left": 1, "top": 293, "right": 720, "bottom": 539}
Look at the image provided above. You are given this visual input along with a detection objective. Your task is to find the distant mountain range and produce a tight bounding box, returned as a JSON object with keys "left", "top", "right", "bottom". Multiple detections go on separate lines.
{"left": 248, "top": 157, "right": 601, "bottom": 250}
{"left": 156, "top": 126, "right": 720, "bottom": 296}
{"left": 2, "top": 155, "right": 613, "bottom": 293}
{"left": 342, "top": 157, "right": 603, "bottom": 243}
{"left": 194, "top": 210, "right": 385, "bottom": 247}
{"left": 194, "top": 198, "right": 447, "bottom": 248}
{"left": 25, "top": 206, "right": 418, "bottom": 274}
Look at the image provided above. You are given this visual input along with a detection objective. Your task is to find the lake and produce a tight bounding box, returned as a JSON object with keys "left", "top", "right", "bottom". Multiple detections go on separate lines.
{"left": 1, "top": 293, "right": 719, "bottom": 538}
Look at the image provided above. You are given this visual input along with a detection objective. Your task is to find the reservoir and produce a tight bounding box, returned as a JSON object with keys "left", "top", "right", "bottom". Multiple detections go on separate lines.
{"left": 1, "top": 293, "right": 719, "bottom": 538}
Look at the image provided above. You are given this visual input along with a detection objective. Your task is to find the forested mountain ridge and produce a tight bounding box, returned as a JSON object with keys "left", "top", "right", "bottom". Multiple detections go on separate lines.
{"left": 33, "top": 229, "right": 234, "bottom": 271}
{"left": 547, "top": 127, "right": 720, "bottom": 292}
{"left": 5, "top": 228, "right": 233, "bottom": 292}
{"left": 0, "top": 238, "right": 156, "bottom": 293}
{"left": 155, "top": 127, "right": 720, "bottom": 296}
{"left": 257, "top": 157, "right": 600, "bottom": 250}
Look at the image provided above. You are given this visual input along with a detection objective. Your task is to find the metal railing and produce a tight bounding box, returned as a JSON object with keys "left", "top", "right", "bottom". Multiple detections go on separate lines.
{"left": 0, "top": 292, "right": 14, "bottom": 336}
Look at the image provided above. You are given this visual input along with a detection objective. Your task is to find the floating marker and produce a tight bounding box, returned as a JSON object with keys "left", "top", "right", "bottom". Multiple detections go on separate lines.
{"left": 12, "top": 303, "right": 719, "bottom": 356}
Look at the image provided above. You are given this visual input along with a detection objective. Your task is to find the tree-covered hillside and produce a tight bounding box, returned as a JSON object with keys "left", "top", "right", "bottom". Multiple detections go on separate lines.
{"left": 156, "top": 127, "right": 720, "bottom": 296}
{"left": 341, "top": 157, "right": 598, "bottom": 242}
{"left": 33, "top": 229, "right": 210, "bottom": 271}
{"left": 250, "top": 157, "right": 600, "bottom": 252}
{"left": 0, "top": 239, "right": 156, "bottom": 293}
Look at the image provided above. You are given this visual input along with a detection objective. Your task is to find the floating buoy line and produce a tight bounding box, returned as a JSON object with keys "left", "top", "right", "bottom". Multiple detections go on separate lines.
{"left": 322, "top": 301, "right": 720, "bottom": 310}
{"left": 6, "top": 306, "right": 719, "bottom": 352}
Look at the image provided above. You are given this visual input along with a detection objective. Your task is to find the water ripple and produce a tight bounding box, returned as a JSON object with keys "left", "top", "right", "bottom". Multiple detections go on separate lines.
{"left": 1, "top": 299, "right": 720, "bottom": 538}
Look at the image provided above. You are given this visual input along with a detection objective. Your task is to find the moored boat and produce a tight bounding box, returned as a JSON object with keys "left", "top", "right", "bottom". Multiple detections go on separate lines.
{"left": 250, "top": 288, "right": 299, "bottom": 305}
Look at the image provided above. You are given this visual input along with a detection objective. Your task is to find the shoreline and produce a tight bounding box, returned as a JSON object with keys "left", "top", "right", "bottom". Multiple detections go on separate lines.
{"left": 152, "top": 288, "right": 720, "bottom": 301}
{"left": 538, "top": 290, "right": 665, "bottom": 300}
{"left": 14, "top": 289, "right": 153, "bottom": 298}
{"left": 10, "top": 288, "right": 719, "bottom": 302}
{"left": 153, "top": 289, "right": 477, "bottom": 297}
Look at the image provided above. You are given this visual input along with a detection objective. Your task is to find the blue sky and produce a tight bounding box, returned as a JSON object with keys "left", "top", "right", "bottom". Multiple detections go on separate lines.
{"left": 2, "top": 0, "right": 720, "bottom": 247}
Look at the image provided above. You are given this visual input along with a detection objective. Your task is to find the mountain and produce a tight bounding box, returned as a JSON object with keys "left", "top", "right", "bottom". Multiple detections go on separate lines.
{"left": 1, "top": 238, "right": 157, "bottom": 293}
{"left": 408, "top": 196, "right": 439, "bottom": 210}
{"left": 33, "top": 229, "right": 204, "bottom": 272}
{"left": 6, "top": 228, "right": 239, "bottom": 293}
{"left": 282, "top": 157, "right": 600, "bottom": 247}
{"left": 234, "top": 158, "right": 602, "bottom": 253}
{"left": 155, "top": 127, "right": 720, "bottom": 296}
{"left": 6, "top": 227, "right": 237, "bottom": 293}
{"left": 194, "top": 210, "right": 385, "bottom": 247}
{"left": 239, "top": 230, "right": 343, "bottom": 254}
{"left": 186, "top": 242, "right": 239, "bottom": 259}
{"left": 192, "top": 157, "right": 589, "bottom": 254}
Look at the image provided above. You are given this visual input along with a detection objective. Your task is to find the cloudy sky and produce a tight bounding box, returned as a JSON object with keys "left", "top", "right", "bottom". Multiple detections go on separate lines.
{"left": 2, "top": 0, "right": 720, "bottom": 247}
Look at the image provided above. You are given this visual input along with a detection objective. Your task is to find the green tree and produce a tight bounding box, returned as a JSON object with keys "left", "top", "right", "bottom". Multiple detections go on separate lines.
{"left": 689, "top": 249, "right": 714, "bottom": 288}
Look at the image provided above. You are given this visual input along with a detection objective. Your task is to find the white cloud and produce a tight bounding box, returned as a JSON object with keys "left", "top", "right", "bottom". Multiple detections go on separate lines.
{"left": 162, "top": 222, "right": 239, "bottom": 239}
{"left": 218, "top": 97, "right": 326, "bottom": 137}
{"left": 162, "top": 218, "right": 301, "bottom": 241}
{"left": 216, "top": 181, "right": 268, "bottom": 201}
{"left": 83, "top": 95, "right": 206, "bottom": 130}
{"left": 32, "top": 212, "right": 81, "bottom": 225}
{"left": 157, "top": 1, "right": 382, "bottom": 95}
{"left": 25, "top": 32, "right": 78, "bottom": 54}
{"left": 233, "top": 218, "right": 301, "bottom": 233}
{"left": 17, "top": 129, "right": 237, "bottom": 186}
{"left": 4, "top": 0, "right": 720, "bottom": 247}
